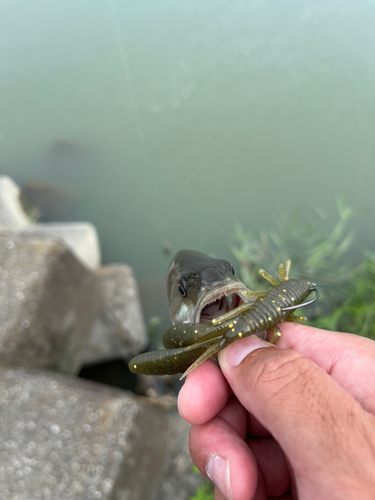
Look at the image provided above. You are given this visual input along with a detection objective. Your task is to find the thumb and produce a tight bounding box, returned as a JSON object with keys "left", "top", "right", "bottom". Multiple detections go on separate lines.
{"left": 218, "top": 335, "right": 374, "bottom": 496}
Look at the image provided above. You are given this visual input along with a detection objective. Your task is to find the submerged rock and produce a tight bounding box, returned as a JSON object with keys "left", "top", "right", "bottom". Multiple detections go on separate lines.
{"left": 0, "top": 176, "right": 101, "bottom": 269}
{"left": 0, "top": 231, "right": 100, "bottom": 374}
{"left": 20, "top": 179, "right": 77, "bottom": 222}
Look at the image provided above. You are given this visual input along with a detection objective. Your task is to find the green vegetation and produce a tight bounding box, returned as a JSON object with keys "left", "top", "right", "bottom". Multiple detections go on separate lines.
{"left": 231, "top": 199, "right": 375, "bottom": 340}
{"left": 189, "top": 480, "right": 214, "bottom": 500}
{"left": 19, "top": 193, "right": 41, "bottom": 223}
{"left": 189, "top": 466, "right": 214, "bottom": 500}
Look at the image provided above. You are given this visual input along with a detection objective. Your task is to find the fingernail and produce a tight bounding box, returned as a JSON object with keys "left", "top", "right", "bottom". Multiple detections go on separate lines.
{"left": 220, "top": 335, "right": 271, "bottom": 368}
{"left": 206, "top": 455, "right": 232, "bottom": 500}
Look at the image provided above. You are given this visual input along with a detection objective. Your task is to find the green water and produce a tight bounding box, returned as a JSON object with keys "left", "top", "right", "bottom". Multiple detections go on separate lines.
{"left": 1, "top": 0, "right": 375, "bottom": 321}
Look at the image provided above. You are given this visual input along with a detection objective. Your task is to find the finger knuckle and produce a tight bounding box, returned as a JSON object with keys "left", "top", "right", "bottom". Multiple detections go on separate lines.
{"left": 253, "top": 350, "right": 311, "bottom": 395}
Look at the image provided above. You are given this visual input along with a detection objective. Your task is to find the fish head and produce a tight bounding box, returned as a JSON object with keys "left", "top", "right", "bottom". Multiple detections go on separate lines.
{"left": 167, "top": 249, "right": 255, "bottom": 324}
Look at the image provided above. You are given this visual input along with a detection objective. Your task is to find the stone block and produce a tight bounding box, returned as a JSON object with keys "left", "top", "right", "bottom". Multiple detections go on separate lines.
{"left": 0, "top": 366, "right": 202, "bottom": 500}
{"left": 150, "top": 412, "right": 204, "bottom": 500}
{"left": 83, "top": 265, "right": 147, "bottom": 365}
{"left": 0, "top": 231, "right": 101, "bottom": 374}
{"left": 22, "top": 222, "right": 101, "bottom": 270}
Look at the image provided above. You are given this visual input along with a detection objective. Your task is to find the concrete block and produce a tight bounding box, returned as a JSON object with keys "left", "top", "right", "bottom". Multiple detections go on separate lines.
{"left": 0, "top": 367, "right": 202, "bottom": 500}
{"left": 83, "top": 265, "right": 147, "bottom": 365}
{"left": 22, "top": 222, "right": 101, "bottom": 270}
{"left": 0, "top": 231, "right": 101, "bottom": 374}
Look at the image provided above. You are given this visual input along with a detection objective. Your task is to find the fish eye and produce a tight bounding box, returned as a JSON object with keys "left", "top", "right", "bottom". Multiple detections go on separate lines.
{"left": 229, "top": 263, "right": 235, "bottom": 275}
{"left": 178, "top": 283, "right": 187, "bottom": 297}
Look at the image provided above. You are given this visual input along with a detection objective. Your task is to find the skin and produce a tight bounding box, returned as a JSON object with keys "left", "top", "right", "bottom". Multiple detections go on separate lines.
{"left": 179, "top": 322, "right": 375, "bottom": 500}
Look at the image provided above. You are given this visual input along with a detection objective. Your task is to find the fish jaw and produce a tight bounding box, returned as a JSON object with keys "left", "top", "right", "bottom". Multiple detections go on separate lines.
{"left": 167, "top": 249, "right": 256, "bottom": 325}
{"left": 194, "top": 282, "right": 255, "bottom": 324}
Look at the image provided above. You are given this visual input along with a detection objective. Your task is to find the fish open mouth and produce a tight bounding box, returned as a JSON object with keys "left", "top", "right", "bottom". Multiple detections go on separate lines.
{"left": 196, "top": 284, "right": 253, "bottom": 323}
{"left": 199, "top": 293, "right": 243, "bottom": 322}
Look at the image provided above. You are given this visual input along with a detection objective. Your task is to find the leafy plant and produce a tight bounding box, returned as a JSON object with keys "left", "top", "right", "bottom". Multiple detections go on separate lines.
{"left": 19, "top": 193, "right": 41, "bottom": 223}
{"left": 189, "top": 466, "right": 214, "bottom": 500}
{"left": 230, "top": 199, "right": 375, "bottom": 340}
{"left": 313, "top": 252, "right": 375, "bottom": 338}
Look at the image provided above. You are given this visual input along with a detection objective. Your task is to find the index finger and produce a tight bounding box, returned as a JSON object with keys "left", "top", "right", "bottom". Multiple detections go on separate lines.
{"left": 275, "top": 322, "right": 375, "bottom": 413}
{"left": 178, "top": 358, "right": 231, "bottom": 425}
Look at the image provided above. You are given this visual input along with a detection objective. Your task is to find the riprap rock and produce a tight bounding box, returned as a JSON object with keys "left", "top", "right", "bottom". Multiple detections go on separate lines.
{"left": 0, "top": 231, "right": 100, "bottom": 374}
{"left": 83, "top": 265, "right": 147, "bottom": 365}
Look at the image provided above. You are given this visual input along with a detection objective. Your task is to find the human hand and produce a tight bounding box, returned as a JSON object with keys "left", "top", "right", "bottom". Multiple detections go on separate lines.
{"left": 178, "top": 323, "right": 375, "bottom": 499}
